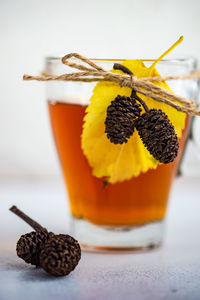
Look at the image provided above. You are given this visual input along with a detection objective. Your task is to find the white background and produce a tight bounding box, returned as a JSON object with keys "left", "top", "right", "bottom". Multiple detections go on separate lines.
{"left": 1, "top": 4, "right": 200, "bottom": 298}
{"left": 0, "top": 0, "right": 200, "bottom": 178}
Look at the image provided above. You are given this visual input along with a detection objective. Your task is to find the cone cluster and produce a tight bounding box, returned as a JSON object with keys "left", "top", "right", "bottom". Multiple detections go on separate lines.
{"left": 105, "top": 95, "right": 179, "bottom": 164}
{"left": 16, "top": 230, "right": 81, "bottom": 276}
{"left": 10, "top": 204, "right": 81, "bottom": 277}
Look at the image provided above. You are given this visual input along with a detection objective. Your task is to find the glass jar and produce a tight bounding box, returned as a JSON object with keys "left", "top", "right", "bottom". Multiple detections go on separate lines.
{"left": 46, "top": 57, "right": 198, "bottom": 251}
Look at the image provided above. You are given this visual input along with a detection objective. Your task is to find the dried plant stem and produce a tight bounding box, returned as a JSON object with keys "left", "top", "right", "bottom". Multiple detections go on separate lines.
{"left": 9, "top": 205, "right": 45, "bottom": 231}
{"left": 113, "top": 63, "right": 133, "bottom": 75}
{"left": 133, "top": 92, "right": 150, "bottom": 113}
{"left": 113, "top": 63, "right": 150, "bottom": 113}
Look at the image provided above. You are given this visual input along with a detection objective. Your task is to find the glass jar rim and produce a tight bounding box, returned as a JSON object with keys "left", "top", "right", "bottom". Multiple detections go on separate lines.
{"left": 45, "top": 56, "right": 197, "bottom": 65}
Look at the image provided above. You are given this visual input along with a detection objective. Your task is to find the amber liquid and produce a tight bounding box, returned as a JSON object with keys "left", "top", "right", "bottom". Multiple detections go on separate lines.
{"left": 48, "top": 101, "right": 190, "bottom": 226}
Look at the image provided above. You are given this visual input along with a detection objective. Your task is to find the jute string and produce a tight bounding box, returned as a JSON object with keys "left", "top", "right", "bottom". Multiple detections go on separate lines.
{"left": 23, "top": 53, "right": 200, "bottom": 116}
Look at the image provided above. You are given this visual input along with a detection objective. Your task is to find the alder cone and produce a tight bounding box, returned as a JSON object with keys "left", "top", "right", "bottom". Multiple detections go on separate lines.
{"left": 40, "top": 235, "right": 81, "bottom": 276}
{"left": 16, "top": 230, "right": 53, "bottom": 266}
{"left": 136, "top": 109, "right": 179, "bottom": 164}
{"left": 105, "top": 95, "right": 142, "bottom": 144}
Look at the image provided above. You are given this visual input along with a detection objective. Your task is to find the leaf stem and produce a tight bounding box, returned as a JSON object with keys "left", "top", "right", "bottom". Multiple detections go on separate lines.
{"left": 149, "top": 36, "right": 184, "bottom": 72}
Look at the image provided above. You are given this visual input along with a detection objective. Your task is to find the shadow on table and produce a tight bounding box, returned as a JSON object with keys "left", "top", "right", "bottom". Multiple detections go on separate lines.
{"left": 20, "top": 268, "right": 66, "bottom": 282}
{"left": 2, "top": 262, "right": 66, "bottom": 282}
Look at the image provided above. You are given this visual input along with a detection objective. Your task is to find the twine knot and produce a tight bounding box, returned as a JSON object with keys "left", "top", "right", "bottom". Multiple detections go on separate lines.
{"left": 23, "top": 53, "right": 200, "bottom": 116}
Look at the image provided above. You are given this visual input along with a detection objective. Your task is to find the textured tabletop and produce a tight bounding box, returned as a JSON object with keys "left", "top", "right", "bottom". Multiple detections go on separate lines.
{"left": 0, "top": 176, "right": 200, "bottom": 300}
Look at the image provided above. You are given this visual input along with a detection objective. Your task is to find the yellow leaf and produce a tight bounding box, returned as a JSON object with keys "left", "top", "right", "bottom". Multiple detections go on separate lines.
{"left": 81, "top": 58, "right": 186, "bottom": 183}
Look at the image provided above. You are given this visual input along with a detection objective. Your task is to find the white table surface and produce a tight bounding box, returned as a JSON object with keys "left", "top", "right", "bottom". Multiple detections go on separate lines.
{"left": 0, "top": 176, "right": 200, "bottom": 300}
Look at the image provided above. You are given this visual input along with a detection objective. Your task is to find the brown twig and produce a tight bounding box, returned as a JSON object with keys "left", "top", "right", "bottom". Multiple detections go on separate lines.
{"left": 113, "top": 63, "right": 133, "bottom": 75}
{"left": 113, "top": 63, "right": 150, "bottom": 112}
{"left": 9, "top": 205, "right": 45, "bottom": 231}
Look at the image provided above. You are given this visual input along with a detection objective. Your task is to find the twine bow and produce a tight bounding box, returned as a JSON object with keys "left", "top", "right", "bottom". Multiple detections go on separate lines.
{"left": 23, "top": 53, "right": 200, "bottom": 116}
